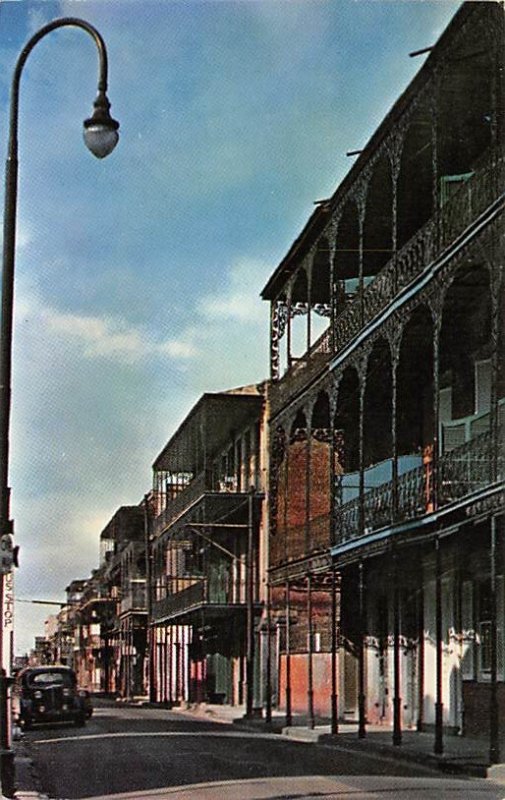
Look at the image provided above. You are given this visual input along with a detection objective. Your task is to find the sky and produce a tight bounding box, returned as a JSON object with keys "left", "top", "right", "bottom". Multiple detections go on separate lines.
{"left": 0, "top": 0, "right": 461, "bottom": 655}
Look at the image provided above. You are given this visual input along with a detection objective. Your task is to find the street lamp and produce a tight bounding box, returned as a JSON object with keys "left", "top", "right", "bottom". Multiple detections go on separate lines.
{"left": 0, "top": 17, "right": 119, "bottom": 797}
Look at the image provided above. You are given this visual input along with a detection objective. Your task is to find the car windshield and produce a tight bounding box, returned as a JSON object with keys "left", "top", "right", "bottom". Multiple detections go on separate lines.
{"left": 29, "top": 671, "right": 74, "bottom": 687}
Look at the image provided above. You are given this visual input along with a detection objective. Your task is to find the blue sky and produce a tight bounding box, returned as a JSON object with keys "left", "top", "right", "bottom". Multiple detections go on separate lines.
{"left": 0, "top": 0, "right": 461, "bottom": 654}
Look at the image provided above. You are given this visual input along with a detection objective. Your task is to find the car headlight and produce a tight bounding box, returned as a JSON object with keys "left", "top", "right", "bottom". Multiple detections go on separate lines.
{"left": 34, "top": 691, "right": 43, "bottom": 699}
{"left": 63, "top": 688, "right": 71, "bottom": 696}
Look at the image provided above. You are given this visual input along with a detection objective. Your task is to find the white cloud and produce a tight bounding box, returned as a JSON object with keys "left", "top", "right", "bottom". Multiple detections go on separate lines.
{"left": 37, "top": 304, "right": 198, "bottom": 365}
{"left": 198, "top": 257, "right": 271, "bottom": 323}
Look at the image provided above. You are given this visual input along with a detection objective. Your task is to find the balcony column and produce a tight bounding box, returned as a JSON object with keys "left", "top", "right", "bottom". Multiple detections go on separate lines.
{"left": 245, "top": 487, "right": 256, "bottom": 718}
{"left": 287, "top": 284, "right": 293, "bottom": 369}
{"left": 392, "top": 550, "right": 402, "bottom": 746}
{"left": 430, "top": 82, "right": 440, "bottom": 244}
{"left": 329, "top": 389, "right": 338, "bottom": 548}
{"left": 327, "top": 217, "right": 338, "bottom": 351}
{"left": 285, "top": 579, "right": 292, "bottom": 726}
{"left": 387, "top": 131, "right": 402, "bottom": 294}
{"left": 430, "top": 299, "right": 443, "bottom": 512}
{"left": 250, "top": 422, "right": 258, "bottom": 491}
{"left": 389, "top": 329, "right": 402, "bottom": 522}
{"left": 417, "top": 579, "right": 425, "bottom": 731}
{"left": 490, "top": 261, "right": 502, "bottom": 486}
{"left": 358, "top": 353, "right": 368, "bottom": 541}
{"left": 270, "top": 300, "right": 280, "bottom": 382}
{"left": 358, "top": 560, "right": 367, "bottom": 738}
{"left": 355, "top": 178, "right": 369, "bottom": 330}
{"left": 265, "top": 580, "right": 273, "bottom": 724}
{"left": 434, "top": 535, "right": 444, "bottom": 755}
{"left": 489, "top": 515, "right": 501, "bottom": 764}
{"left": 162, "top": 626, "right": 168, "bottom": 705}
{"left": 283, "top": 428, "right": 289, "bottom": 564}
{"left": 307, "top": 573, "right": 315, "bottom": 729}
{"left": 305, "top": 414, "right": 312, "bottom": 554}
{"left": 331, "top": 564, "right": 341, "bottom": 734}
{"left": 306, "top": 252, "right": 313, "bottom": 352}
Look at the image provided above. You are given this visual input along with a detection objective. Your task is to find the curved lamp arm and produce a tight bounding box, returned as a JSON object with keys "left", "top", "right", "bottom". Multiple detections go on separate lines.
{"left": 7, "top": 17, "right": 119, "bottom": 158}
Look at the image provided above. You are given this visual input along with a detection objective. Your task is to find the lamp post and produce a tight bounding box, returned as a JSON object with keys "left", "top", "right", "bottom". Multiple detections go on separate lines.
{"left": 0, "top": 18, "right": 119, "bottom": 797}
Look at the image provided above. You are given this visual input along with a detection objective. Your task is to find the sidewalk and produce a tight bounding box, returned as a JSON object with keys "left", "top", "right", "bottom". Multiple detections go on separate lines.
{"left": 170, "top": 702, "right": 505, "bottom": 784}
{"left": 12, "top": 737, "right": 47, "bottom": 800}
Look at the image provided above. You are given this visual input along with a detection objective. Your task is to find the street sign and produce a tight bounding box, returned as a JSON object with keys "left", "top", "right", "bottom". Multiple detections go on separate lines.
{"left": 0, "top": 535, "right": 13, "bottom": 574}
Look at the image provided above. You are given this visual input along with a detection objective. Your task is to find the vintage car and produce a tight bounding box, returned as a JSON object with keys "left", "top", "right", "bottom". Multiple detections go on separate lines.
{"left": 15, "top": 665, "right": 88, "bottom": 730}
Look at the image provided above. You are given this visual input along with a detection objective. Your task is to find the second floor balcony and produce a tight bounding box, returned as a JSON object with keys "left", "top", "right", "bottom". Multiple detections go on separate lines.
{"left": 120, "top": 581, "right": 147, "bottom": 615}
{"left": 152, "top": 388, "right": 266, "bottom": 537}
{"left": 152, "top": 573, "right": 249, "bottom": 624}
{"left": 337, "top": 427, "right": 502, "bottom": 548}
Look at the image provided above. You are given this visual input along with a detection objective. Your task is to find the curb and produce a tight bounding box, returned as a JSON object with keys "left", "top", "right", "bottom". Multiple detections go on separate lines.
{"left": 230, "top": 718, "right": 492, "bottom": 780}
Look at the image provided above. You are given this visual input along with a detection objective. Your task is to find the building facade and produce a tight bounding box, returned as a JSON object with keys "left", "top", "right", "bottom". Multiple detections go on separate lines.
{"left": 262, "top": 0, "right": 504, "bottom": 755}
{"left": 149, "top": 383, "right": 269, "bottom": 710}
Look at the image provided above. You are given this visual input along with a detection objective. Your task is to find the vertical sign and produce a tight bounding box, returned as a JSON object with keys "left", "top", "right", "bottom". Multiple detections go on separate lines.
{"left": 3, "top": 572, "right": 14, "bottom": 675}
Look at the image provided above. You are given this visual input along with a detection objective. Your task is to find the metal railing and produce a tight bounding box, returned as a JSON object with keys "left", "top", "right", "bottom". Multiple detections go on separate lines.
{"left": 151, "top": 576, "right": 248, "bottom": 621}
{"left": 273, "top": 146, "right": 504, "bottom": 405}
{"left": 336, "top": 429, "right": 498, "bottom": 545}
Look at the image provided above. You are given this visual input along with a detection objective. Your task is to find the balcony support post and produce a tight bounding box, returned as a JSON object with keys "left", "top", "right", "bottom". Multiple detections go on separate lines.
{"left": 164, "top": 626, "right": 170, "bottom": 706}
{"left": 358, "top": 560, "right": 367, "bottom": 739}
{"left": 285, "top": 579, "right": 292, "bottom": 726}
{"left": 270, "top": 300, "right": 280, "bottom": 382}
{"left": 489, "top": 514, "right": 500, "bottom": 764}
{"left": 356, "top": 180, "right": 368, "bottom": 330}
{"left": 434, "top": 535, "right": 444, "bottom": 755}
{"left": 307, "top": 256, "right": 312, "bottom": 352}
{"left": 389, "top": 328, "right": 401, "bottom": 523}
{"left": 417, "top": 577, "right": 425, "bottom": 732}
{"left": 331, "top": 564, "right": 340, "bottom": 735}
{"left": 431, "top": 306, "right": 442, "bottom": 512}
{"left": 245, "top": 487, "right": 256, "bottom": 718}
{"left": 358, "top": 356, "right": 366, "bottom": 543}
{"left": 265, "top": 580, "right": 272, "bottom": 724}
{"left": 307, "top": 573, "right": 315, "bottom": 729}
{"left": 287, "top": 289, "right": 293, "bottom": 369}
{"left": 392, "top": 550, "right": 402, "bottom": 746}
{"left": 305, "top": 419, "right": 312, "bottom": 554}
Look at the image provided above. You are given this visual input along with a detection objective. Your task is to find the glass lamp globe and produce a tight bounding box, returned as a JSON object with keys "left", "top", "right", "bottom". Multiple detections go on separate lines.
{"left": 83, "top": 122, "right": 119, "bottom": 158}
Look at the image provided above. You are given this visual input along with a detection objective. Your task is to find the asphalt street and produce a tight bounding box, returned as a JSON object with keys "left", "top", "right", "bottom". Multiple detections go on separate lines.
{"left": 21, "top": 702, "right": 505, "bottom": 800}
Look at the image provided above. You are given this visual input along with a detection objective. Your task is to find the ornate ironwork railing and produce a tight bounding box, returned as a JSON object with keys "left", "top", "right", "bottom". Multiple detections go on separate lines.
{"left": 440, "top": 429, "right": 493, "bottom": 505}
{"left": 336, "top": 430, "right": 497, "bottom": 546}
{"left": 153, "top": 473, "right": 207, "bottom": 535}
{"left": 151, "top": 575, "right": 248, "bottom": 621}
{"left": 152, "top": 579, "right": 206, "bottom": 620}
{"left": 273, "top": 146, "right": 503, "bottom": 407}
{"left": 271, "top": 327, "right": 333, "bottom": 413}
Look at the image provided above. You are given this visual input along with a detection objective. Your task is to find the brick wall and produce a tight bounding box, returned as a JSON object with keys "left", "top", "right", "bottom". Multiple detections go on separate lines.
{"left": 270, "top": 434, "right": 332, "bottom": 570}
